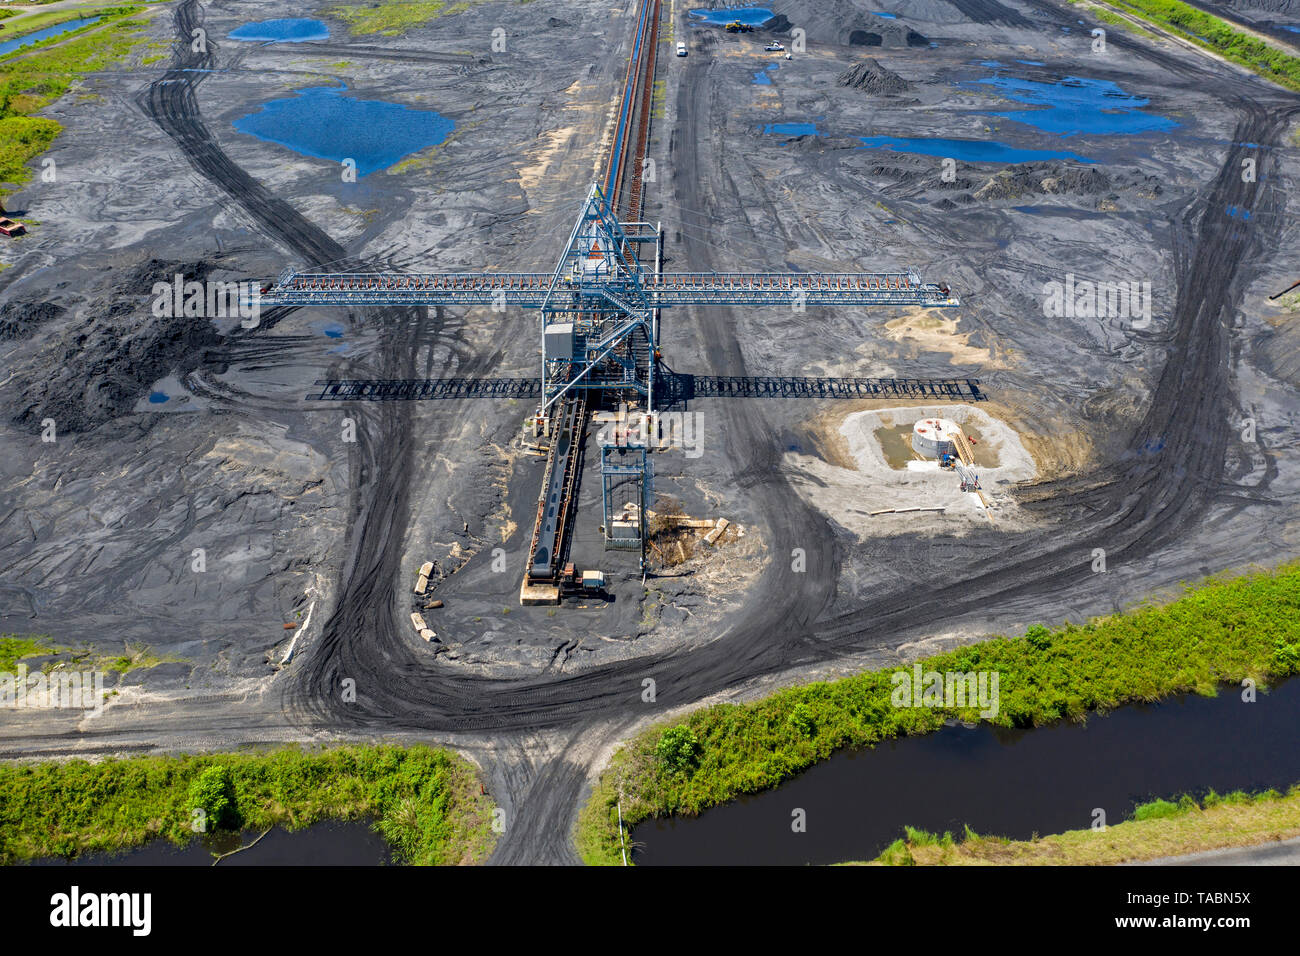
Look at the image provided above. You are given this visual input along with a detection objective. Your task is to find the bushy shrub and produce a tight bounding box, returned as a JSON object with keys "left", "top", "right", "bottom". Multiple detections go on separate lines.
{"left": 187, "top": 765, "right": 237, "bottom": 831}
{"left": 656, "top": 727, "right": 700, "bottom": 774}
{"left": 787, "top": 703, "right": 816, "bottom": 738}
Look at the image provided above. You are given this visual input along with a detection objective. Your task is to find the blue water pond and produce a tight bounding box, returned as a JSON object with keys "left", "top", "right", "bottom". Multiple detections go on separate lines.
{"left": 689, "top": 7, "right": 773, "bottom": 25}
{"left": 229, "top": 19, "right": 329, "bottom": 43}
{"left": 1282, "top": 25, "right": 1300, "bottom": 33}
{"left": 764, "top": 122, "right": 818, "bottom": 136}
{"left": 859, "top": 135, "right": 1093, "bottom": 164}
{"left": 148, "top": 392, "right": 170, "bottom": 404}
{"left": 233, "top": 85, "right": 454, "bottom": 177}
{"left": 323, "top": 324, "right": 345, "bottom": 338}
{"left": 0, "top": 17, "right": 102, "bottom": 58}
{"left": 970, "top": 74, "right": 1177, "bottom": 137}
{"left": 873, "top": 11, "right": 898, "bottom": 18}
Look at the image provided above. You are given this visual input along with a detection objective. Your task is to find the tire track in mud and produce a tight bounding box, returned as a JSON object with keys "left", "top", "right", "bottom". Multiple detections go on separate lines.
{"left": 135, "top": 0, "right": 481, "bottom": 732}
{"left": 804, "top": 3, "right": 1300, "bottom": 645}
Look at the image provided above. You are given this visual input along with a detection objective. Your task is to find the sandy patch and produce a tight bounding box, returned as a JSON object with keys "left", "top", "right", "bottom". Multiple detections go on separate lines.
{"left": 518, "top": 126, "right": 579, "bottom": 193}
{"left": 884, "top": 309, "right": 1006, "bottom": 368}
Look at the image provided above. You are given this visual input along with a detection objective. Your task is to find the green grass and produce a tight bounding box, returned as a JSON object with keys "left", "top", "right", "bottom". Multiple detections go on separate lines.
{"left": 0, "top": 744, "right": 497, "bottom": 864}
{"left": 0, "top": 8, "right": 150, "bottom": 195}
{"left": 1103, "top": 0, "right": 1300, "bottom": 91}
{"left": 0, "top": 634, "right": 57, "bottom": 671}
{"left": 856, "top": 785, "right": 1300, "bottom": 865}
{"left": 2, "top": 633, "right": 187, "bottom": 675}
{"left": 1133, "top": 796, "right": 1189, "bottom": 820}
{"left": 0, "top": 4, "right": 137, "bottom": 51}
{"left": 577, "top": 561, "right": 1300, "bottom": 865}
{"left": 1089, "top": 6, "right": 1158, "bottom": 40}
{"left": 100, "top": 641, "right": 186, "bottom": 673}
{"left": 331, "top": 0, "right": 477, "bottom": 36}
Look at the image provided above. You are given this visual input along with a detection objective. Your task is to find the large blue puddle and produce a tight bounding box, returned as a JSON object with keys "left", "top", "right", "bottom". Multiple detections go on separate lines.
{"left": 968, "top": 73, "right": 1177, "bottom": 137}
{"left": 229, "top": 18, "right": 330, "bottom": 43}
{"left": 0, "top": 17, "right": 102, "bottom": 58}
{"left": 859, "top": 135, "right": 1094, "bottom": 164}
{"left": 233, "top": 85, "right": 454, "bottom": 177}
{"left": 764, "top": 121, "right": 817, "bottom": 136}
{"left": 689, "top": 7, "right": 773, "bottom": 25}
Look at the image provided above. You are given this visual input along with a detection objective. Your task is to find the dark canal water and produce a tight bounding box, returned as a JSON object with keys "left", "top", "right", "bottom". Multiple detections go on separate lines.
{"left": 33, "top": 820, "right": 392, "bottom": 866}
{"left": 634, "top": 679, "right": 1300, "bottom": 865}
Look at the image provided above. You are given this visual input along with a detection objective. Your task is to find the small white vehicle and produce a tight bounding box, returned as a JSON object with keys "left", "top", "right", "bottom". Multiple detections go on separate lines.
{"left": 765, "top": 41, "right": 785, "bottom": 51}
{"left": 676, "top": 41, "right": 687, "bottom": 56}
{"left": 785, "top": 51, "right": 792, "bottom": 59}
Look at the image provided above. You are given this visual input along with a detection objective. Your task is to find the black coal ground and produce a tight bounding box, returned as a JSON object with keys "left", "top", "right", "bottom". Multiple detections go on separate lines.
{"left": 0, "top": 0, "right": 1298, "bottom": 864}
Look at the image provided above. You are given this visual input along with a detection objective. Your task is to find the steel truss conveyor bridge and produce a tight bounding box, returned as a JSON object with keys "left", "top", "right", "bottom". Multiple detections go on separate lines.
{"left": 260, "top": 180, "right": 959, "bottom": 593}
{"left": 260, "top": 181, "right": 959, "bottom": 416}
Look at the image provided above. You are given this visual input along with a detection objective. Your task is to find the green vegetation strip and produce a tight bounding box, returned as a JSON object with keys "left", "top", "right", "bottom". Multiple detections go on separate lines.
{"left": 331, "top": 0, "right": 476, "bottom": 37}
{"left": 0, "top": 634, "right": 56, "bottom": 671}
{"left": 0, "top": 7, "right": 149, "bottom": 196}
{"left": 1, "top": 633, "right": 184, "bottom": 676}
{"left": 1087, "top": 6, "right": 1158, "bottom": 40}
{"left": 0, "top": 745, "right": 497, "bottom": 864}
{"left": 1102, "top": 0, "right": 1300, "bottom": 91}
{"left": 578, "top": 562, "right": 1300, "bottom": 865}
{"left": 0, "top": 4, "right": 126, "bottom": 43}
{"left": 862, "top": 785, "right": 1300, "bottom": 865}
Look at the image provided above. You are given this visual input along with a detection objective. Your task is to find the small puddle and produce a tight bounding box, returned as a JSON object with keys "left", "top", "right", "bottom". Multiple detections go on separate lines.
{"left": 969, "top": 73, "right": 1177, "bottom": 137}
{"left": 148, "top": 391, "right": 169, "bottom": 404}
{"left": 229, "top": 18, "right": 330, "bottom": 43}
{"left": 960, "top": 424, "right": 998, "bottom": 468}
{"left": 0, "top": 17, "right": 102, "bottom": 58}
{"left": 874, "top": 423, "right": 916, "bottom": 469}
{"left": 859, "top": 135, "right": 1093, "bottom": 164}
{"left": 233, "top": 84, "right": 454, "bottom": 177}
{"left": 31, "top": 820, "right": 392, "bottom": 866}
{"left": 689, "top": 7, "right": 774, "bottom": 26}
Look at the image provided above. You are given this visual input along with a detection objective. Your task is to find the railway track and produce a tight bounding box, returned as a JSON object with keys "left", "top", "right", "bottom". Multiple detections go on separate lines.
{"left": 521, "top": 0, "right": 663, "bottom": 590}
{"left": 603, "top": 0, "right": 661, "bottom": 216}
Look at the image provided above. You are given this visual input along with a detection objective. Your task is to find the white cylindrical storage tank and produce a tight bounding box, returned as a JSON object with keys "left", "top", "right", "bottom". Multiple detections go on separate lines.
{"left": 912, "top": 417, "right": 960, "bottom": 458}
